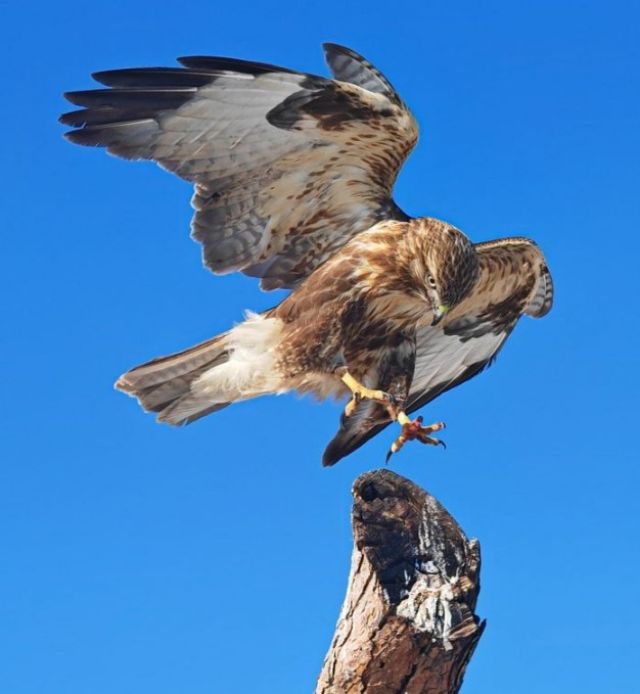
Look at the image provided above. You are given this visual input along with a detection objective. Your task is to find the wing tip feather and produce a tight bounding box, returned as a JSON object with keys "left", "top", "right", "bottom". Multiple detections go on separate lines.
{"left": 322, "top": 42, "right": 357, "bottom": 58}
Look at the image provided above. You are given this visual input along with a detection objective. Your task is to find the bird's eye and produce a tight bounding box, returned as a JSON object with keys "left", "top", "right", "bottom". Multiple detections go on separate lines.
{"left": 428, "top": 275, "right": 437, "bottom": 289}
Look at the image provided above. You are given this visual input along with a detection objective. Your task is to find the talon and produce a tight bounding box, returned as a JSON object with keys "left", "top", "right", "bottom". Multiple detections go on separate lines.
{"left": 341, "top": 371, "right": 397, "bottom": 417}
{"left": 385, "top": 433, "right": 407, "bottom": 464}
{"left": 419, "top": 435, "right": 446, "bottom": 449}
{"left": 386, "top": 414, "right": 447, "bottom": 461}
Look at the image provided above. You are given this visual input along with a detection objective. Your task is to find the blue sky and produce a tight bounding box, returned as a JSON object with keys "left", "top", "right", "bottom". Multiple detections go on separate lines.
{"left": 2, "top": 1, "right": 639, "bottom": 692}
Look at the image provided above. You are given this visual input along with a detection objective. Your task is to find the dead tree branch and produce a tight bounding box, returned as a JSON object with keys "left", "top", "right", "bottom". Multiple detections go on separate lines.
{"left": 316, "top": 469, "right": 484, "bottom": 694}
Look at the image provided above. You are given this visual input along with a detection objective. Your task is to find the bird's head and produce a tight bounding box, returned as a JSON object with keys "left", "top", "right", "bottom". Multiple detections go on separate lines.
{"left": 422, "top": 223, "right": 479, "bottom": 325}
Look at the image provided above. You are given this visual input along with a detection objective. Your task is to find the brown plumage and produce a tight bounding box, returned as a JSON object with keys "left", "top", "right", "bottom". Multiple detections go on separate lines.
{"left": 272, "top": 219, "right": 479, "bottom": 385}
{"left": 61, "top": 43, "right": 554, "bottom": 465}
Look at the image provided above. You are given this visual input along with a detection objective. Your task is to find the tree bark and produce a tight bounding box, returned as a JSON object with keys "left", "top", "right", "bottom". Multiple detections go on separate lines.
{"left": 316, "top": 469, "right": 484, "bottom": 694}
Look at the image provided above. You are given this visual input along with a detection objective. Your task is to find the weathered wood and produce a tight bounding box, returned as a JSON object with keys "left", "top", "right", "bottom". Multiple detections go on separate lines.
{"left": 316, "top": 469, "right": 484, "bottom": 694}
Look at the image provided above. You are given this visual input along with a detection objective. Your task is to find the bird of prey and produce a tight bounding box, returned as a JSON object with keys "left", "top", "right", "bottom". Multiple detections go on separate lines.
{"left": 61, "top": 43, "right": 553, "bottom": 466}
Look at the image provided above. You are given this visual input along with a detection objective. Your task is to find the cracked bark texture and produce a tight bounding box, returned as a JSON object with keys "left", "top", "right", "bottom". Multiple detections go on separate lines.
{"left": 316, "top": 469, "right": 484, "bottom": 694}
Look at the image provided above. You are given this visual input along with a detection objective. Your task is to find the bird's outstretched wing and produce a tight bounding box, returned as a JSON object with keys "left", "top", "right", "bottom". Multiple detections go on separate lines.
{"left": 60, "top": 44, "right": 417, "bottom": 290}
{"left": 322, "top": 238, "right": 553, "bottom": 465}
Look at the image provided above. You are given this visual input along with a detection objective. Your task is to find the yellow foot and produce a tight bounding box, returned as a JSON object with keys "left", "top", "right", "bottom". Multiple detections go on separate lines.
{"left": 385, "top": 414, "right": 446, "bottom": 463}
{"left": 340, "top": 371, "right": 396, "bottom": 417}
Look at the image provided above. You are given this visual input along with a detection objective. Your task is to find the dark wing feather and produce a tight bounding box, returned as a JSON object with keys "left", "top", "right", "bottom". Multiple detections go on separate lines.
{"left": 322, "top": 238, "right": 553, "bottom": 464}
{"left": 322, "top": 43, "right": 403, "bottom": 104}
{"left": 61, "top": 45, "right": 417, "bottom": 290}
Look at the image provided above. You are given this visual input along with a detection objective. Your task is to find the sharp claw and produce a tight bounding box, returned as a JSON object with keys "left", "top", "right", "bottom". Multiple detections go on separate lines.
{"left": 418, "top": 434, "right": 446, "bottom": 449}
{"left": 385, "top": 435, "right": 405, "bottom": 464}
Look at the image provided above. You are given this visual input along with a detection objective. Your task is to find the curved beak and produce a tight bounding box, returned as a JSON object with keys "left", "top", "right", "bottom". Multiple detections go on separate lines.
{"left": 431, "top": 304, "right": 449, "bottom": 326}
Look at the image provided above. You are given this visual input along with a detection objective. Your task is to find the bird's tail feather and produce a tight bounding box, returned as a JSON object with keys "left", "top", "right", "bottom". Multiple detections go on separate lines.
{"left": 116, "top": 312, "right": 283, "bottom": 425}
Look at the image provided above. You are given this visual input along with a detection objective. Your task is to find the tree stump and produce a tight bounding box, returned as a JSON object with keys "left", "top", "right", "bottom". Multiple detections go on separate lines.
{"left": 316, "top": 469, "right": 484, "bottom": 694}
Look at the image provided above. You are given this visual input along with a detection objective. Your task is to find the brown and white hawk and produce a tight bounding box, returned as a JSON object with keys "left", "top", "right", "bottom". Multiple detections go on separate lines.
{"left": 61, "top": 43, "right": 553, "bottom": 465}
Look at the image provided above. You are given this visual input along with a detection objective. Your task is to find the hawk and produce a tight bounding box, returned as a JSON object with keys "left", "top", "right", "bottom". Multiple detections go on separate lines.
{"left": 61, "top": 43, "right": 553, "bottom": 466}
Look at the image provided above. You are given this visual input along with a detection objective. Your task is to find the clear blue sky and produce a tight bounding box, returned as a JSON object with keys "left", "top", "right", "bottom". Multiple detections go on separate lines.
{"left": 2, "top": 1, "right": 639, "bottom": 692}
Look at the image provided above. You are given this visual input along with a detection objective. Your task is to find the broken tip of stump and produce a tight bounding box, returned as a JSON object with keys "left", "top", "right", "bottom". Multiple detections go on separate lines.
{"left": 316, "top": 469, "right": 485, "bottom": 694}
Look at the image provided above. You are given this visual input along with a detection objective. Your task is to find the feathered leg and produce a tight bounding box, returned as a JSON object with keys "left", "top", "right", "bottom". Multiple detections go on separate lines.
{"left": 381, "top": 364, "right": 446, "bottom": 463}
{"left": 324, "top": 334, "right": 447, "bottom": 465}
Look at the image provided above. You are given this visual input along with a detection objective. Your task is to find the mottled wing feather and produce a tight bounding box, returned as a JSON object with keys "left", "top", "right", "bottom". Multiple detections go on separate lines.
{"left": 322, "top": 238, "right": 553, "bottom": 464}
{"left": 61, "top": 45, "right": 417, "bottom": 289}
